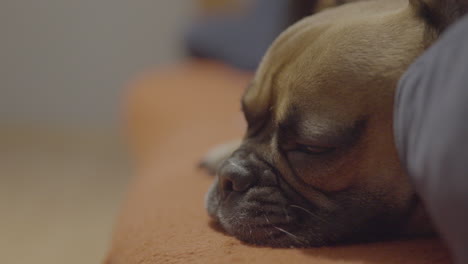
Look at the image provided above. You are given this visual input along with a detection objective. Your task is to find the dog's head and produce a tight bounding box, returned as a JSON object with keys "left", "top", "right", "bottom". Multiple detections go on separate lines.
{"left": 206, "top": 0, "right": 467, "bottom": 247}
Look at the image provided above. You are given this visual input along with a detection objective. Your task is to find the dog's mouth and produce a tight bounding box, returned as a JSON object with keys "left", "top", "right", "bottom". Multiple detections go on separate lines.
{"left": 223, "top": 222, "right": 309, "bottom": 247}
{"left": 208, "top": 185, "right": 321, "bottom": 247}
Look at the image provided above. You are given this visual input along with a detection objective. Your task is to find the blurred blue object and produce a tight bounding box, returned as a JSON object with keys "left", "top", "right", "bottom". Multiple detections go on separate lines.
{"left": 186, "top": 0, "right": 312, "bottom": 71}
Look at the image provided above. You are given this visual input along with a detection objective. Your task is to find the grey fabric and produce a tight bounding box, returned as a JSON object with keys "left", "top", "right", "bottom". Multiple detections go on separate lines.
{"left": 394, "top": 15, "right": 468, "bottom": 264}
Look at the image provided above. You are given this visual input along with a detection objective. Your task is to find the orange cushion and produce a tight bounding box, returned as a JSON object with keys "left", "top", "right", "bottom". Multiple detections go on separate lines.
{"left": 105, "top": 60, "right": 450, "bottom": 264}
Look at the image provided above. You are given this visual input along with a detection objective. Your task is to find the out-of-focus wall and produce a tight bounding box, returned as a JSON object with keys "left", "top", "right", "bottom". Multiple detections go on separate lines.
{"left": 0, "top": 0, "right": 195, "bottom": 128}
{"left": 0, "top": 2, "right": 196, "bottom": 263}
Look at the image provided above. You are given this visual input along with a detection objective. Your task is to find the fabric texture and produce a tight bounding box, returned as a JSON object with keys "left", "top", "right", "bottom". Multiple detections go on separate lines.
{"left": 394, "top": 15, "right": 468, "bottom": 264}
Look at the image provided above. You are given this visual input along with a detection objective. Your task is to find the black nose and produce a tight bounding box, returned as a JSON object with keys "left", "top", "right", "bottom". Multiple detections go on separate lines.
{"left": 218, "top": 159, "right": 257, "bottom": 193}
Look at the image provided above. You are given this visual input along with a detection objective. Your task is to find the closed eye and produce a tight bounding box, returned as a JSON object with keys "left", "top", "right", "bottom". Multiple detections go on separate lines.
{"left": 295, "top": 144, "right": 335, "bottom": 155}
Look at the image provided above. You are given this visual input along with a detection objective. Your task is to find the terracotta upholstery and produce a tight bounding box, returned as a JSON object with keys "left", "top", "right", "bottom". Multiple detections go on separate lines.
{"left": 105, "top": 60, "right": 450, "bottom": 264}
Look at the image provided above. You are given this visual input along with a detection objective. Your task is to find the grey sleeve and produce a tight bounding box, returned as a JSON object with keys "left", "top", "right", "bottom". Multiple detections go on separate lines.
{"left": 394, "top": 15, "right": 468, "bottom": 264}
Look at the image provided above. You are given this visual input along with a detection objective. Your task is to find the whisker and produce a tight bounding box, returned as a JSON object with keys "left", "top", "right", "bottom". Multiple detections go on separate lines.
{"left": 273, "top": 226, "right": 306, "bottom": 246}
{"left": 282, "top": 206, "right": 291, "bottom": 222}
{"left": 263, "top": 215, "right": 279, "bottom": 239}
{"left": 289, "top": 205, "right": 314, "bottom": 215}
{"left": 274, "top": 226, "right": 298, "bottom": 239}
{"left": 289, "top": 204, "right": 329, "bottom": 224}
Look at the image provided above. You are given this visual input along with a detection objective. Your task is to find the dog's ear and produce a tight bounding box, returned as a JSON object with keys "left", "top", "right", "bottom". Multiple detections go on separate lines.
{"left": 410, "top": 0, "right": 468, "bottom": 33}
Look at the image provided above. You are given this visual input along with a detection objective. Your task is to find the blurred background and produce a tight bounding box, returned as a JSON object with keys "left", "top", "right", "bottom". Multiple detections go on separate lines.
{"left": 1, "top": 1, "right": 194, "bottom": 263}
{"left": 0, "top": 0, "right": 315, "bottom": 263}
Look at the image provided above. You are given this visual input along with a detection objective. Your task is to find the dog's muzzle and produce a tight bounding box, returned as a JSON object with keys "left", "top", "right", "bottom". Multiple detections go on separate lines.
{"left": 205, "top": 149, "right": 314, "bottom": 246}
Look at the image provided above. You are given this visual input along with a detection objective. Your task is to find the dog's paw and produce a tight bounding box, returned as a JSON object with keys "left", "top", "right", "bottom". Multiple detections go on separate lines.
{"left": 199, "top": 139, "right": 241, "bottom": 175}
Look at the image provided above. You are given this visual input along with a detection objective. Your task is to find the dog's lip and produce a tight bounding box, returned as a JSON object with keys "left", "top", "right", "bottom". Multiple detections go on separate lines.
{"left": 240, "top": 214, "right": 292, "bottom": 226}
{"left": 228, "top": 222, "right": 289, "bottom": 238}
{"left": 219, "top": 186, "right": 301, "bottom": 223}
{"left": 220, "top": 202, "right": 302, "bottom": 241}
{"left": 226, "top": 221, "right": 309, "bottom": 247}
{"left": 213, "top": 186, "right": 317, "bottom": 247}
{"left": 223, "top": 185, "right": 285, "bottom": 202}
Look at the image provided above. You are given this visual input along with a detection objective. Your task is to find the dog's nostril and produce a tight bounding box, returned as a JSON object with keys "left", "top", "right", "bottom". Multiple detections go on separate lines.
{"left": 221, "top": 178, "right": 234, "bottom": 193}
{"left": 220, "top": 174, "right": 253, "bottom": 193}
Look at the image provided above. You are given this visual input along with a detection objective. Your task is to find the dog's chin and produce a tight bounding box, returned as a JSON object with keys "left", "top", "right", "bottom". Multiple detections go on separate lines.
{"left": 221, "top": 222, "right": 313, "bottom": 248}
{"left": 206, "top": 185, "right": 330, "bottom": 247}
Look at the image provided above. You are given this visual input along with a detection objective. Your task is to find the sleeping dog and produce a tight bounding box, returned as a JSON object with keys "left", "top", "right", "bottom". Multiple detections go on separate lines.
{"left": 202, "top": 0, "right": 467, "bottom": 247}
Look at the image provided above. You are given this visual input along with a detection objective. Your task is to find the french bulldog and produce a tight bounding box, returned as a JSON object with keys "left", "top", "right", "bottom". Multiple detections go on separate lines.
{"left": 202, "top": 0, "right": 468, "bottom": 247}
